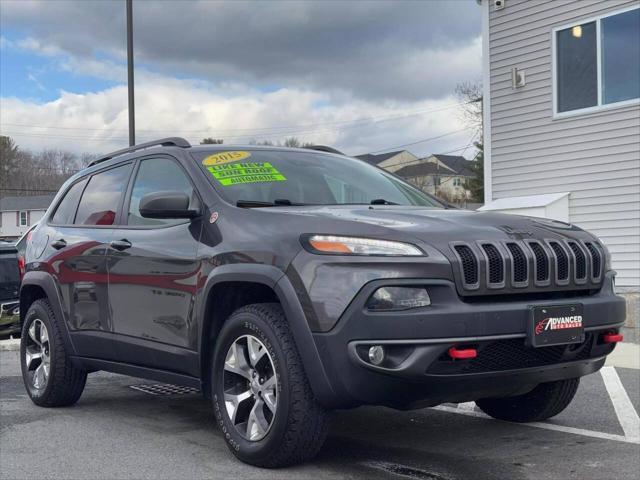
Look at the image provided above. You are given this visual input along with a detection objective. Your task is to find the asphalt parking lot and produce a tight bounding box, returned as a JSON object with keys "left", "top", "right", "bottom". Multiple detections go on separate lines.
{"left": 1, "top": 348, "right": 638, "bottom": 480}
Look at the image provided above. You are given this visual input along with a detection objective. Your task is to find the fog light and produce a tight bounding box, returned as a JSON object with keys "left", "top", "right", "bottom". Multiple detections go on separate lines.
{"left": 366, "top": 287, "right": 431, "bottom": 311}
{"left": 368, "top": 345, "right": 385, "bottom": 365}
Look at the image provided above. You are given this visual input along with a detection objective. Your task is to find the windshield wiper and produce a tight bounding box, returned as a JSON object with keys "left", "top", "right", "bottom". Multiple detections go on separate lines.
{"left": 370, "top": 198, "right": 399, "bottom": 205}
{"left": 236, "top": 199, "right": 305, "bottom": 208}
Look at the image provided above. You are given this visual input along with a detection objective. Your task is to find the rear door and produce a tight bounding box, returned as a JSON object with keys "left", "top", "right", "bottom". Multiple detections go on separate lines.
{"left": 106, "top": 155, "right": 203, "bottom": 375}
{"left": 46, "top": 163, "right": 133, "bottom": 359}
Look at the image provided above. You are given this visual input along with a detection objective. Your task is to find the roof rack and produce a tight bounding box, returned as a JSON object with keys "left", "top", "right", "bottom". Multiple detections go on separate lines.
{"left": 303, "top": 145, "right": 344, "bottom": 155}
{"left": 88, "top": 137, "right": 191, "bottom": 167}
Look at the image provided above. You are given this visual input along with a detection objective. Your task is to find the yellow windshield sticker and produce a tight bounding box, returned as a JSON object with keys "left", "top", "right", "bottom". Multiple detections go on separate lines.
{"left": 202, "top": 151, "right": 251, "bottom": 166}
{"left": 207, "top": 162, "right": 287, "bottom": 186}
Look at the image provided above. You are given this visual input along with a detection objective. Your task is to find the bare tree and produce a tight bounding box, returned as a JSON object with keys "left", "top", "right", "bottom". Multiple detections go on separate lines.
{"left": 455, "top": 81, "right": 483, "bottom": 136}
{"left": 0, "top": 136, "right": 94, "bottom": 197}
{"left": 456, "top": 81, "right": 484, "bottom": 203}
{"left": 200, "top": 138, "right": 224, "bottom": 144}
{"left": 249, "top": 137, "right": 313, "bottom": 148}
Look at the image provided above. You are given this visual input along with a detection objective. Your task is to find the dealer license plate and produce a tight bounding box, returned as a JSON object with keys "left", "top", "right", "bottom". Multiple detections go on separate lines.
{"left": 529, "top": 304, "right": 584, "bottom": 348}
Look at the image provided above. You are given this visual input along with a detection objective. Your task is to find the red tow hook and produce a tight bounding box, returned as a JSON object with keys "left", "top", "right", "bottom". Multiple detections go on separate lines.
{"left": 448, "top": 346, "right": 477, "bottom": 360}
{"left": 602, "top": 332, "right": 624, "bottom": 344}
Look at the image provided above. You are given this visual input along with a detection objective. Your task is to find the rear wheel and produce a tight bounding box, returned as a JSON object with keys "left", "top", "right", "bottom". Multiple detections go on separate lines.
{"left": 20, "top": 299, "right": 87, "bottom": 407}
{"left": 476, "top": 378, "right": 580, "bottom": 423}
{"left": 211, "top": 303, "right": 328, "bottom": 467}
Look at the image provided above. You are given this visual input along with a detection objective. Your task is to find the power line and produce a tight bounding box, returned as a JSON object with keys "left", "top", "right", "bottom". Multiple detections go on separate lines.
{"left": 0, "top": 188, "right": 59, "bottom": 193}
{"left": 2, "top": 122, "right": 476, "bottom": 146}
{"left": 0, "top": 100, "right": 471, "bottom": 135}
{"left": 367, "top": 128, "right": 472, "bottom": 154}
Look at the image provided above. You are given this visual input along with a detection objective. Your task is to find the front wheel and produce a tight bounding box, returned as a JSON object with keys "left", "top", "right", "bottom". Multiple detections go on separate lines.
{"left": 211, "top": 303, "right": 328, "bottom": 467}
{"left": 476, "top": 378, "right": 580, "bottom": 423}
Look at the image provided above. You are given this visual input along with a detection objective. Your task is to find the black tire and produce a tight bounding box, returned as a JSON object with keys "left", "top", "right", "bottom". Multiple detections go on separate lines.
{"left": 20, "top": 299, "right": 87, "bottom": 407}
{"left": 211, "top": 303, "right": 329, "bottom": 467}
{"left": 475, "top": 378, "right": 580, "bottom": 423}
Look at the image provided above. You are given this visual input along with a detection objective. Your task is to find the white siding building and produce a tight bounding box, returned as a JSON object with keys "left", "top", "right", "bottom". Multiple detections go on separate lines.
{"left": 480, "top": 0, "right": 640, "bottom": 298}
{"left": 0, "top": 195, "right": 53, "bottom": 239}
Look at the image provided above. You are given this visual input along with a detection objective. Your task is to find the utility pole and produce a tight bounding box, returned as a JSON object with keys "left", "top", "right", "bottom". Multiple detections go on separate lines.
{"left": 126, "top": 0, "right": 135, "bottom": 146}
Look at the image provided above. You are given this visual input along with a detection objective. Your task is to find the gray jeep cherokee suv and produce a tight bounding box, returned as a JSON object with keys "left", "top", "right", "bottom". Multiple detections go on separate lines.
{"left": 20, "top": 138, "right": 626, "bottom": 467}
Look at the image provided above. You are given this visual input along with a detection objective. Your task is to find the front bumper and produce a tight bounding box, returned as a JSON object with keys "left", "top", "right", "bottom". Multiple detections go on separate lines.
{"left": 312, "top": 272, "right": 625, "bottom": 409}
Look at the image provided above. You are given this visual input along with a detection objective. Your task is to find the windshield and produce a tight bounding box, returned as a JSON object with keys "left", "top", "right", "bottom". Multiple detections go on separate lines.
{"left": 193, "top": 149, "right": 444, "bottom": 208}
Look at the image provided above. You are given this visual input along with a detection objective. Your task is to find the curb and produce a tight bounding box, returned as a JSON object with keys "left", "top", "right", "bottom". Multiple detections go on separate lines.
{"left": 0, "top": 338, "right": 20, "bottom": 351}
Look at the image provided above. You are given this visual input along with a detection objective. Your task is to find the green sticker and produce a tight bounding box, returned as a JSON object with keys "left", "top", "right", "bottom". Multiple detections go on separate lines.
{"left": 207, "top": 162, "right": 286, "bottom": 186}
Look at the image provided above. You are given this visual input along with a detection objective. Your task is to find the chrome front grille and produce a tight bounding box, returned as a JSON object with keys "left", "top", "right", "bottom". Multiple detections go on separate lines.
{"left": 451, "top": 239, "right": 604, "bottom": 294}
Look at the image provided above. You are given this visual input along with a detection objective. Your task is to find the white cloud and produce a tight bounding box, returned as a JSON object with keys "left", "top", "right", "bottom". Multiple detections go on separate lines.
{"left": 1, "top": 72, "right": 475, "bottom": 158}
{"left": 1, "top": 1, "right": 481, "bottom": 157}
{"left": 0, "top": 36, "right": 13, "bottom": 49}
{"left": 16, "top": 37, "right": 65, "bottom": 57}
{"left": 1, "top": 0, "right": 481, "bottom": 101}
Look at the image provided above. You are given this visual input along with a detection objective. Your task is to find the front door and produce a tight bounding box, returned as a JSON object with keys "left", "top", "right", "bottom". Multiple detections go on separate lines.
{"left": 106, "top": 156, "right": 202, "bottom": 375}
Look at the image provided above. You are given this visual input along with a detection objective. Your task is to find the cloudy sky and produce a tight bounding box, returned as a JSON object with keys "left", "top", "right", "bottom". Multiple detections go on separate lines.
{"left": 0, "top": 0, "right": 481, "bottom": 157}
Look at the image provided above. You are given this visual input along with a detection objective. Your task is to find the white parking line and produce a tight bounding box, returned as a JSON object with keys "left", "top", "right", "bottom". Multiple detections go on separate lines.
{"left": 432, "top": 405, "right": 639, "bottom": 445}
{"left": 600, "top": 366, "right": 640, "bottom": 442}
{"left": 433, "top": 366, "right": 640, "bottom": 445}
{"left": 457, "top": 402, "right": 476, "bottom": 411}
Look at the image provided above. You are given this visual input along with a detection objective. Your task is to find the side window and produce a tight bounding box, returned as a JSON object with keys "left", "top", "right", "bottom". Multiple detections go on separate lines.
{"left": 75, "top": 164, "right": 133, "bottom": 226}
{"left": 601, "top": 8, "right": 640, "bottom": 104}
{"left": 127, "top": 157, "right": 198, "bottom": 226}
{"left": 51, "top": 179, "right": 87, "bottom": 225}
{"left": 556, "top": 21, "right": 597, "bottom": 113}
{"left": 555, "top": 7, "right": 639, "bottom": 113}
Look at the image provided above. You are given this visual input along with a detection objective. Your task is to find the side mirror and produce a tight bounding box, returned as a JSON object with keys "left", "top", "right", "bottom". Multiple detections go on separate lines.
{"left": 139, "top": 191, "right": 199, "bottom": 219}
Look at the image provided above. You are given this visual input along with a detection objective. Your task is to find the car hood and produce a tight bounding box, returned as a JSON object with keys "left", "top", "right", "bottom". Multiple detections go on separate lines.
{"left": 258, "top": 205, "right": 593, "bottom": 246}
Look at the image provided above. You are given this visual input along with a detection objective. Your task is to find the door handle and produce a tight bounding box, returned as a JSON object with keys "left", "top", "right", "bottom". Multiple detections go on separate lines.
{"left": 51, "top": 239, "right": 67, "bottom": 250}
{"left": 110, "top": 239, "right": 132, "bottom": 251}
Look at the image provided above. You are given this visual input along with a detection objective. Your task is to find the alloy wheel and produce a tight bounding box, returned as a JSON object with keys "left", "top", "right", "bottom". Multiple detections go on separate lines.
{"left": 24, "top": 319, "right": 51, "bottom": 390}
{"left": 223, "top": 335, "right": 277, "bottom": 441}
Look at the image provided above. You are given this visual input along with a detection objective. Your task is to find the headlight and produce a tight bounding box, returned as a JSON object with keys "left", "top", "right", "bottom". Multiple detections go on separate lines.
{"left": 366, "top": 287, "right": 431, "bottom": 311}
{"left": 304, "top": 235, "right": 423, "bottom": 256}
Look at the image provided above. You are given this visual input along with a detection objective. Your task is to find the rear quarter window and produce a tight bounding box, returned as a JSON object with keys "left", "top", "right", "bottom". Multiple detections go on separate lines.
{"left": 75, "top": 163, "right": 133, "bottom": 226}
{"left": 51, "top": 179, "right": 87, "bottom": 225}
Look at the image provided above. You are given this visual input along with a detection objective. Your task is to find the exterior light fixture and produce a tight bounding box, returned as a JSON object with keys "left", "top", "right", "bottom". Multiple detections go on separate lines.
{"left": 572, "top": 25, "right": 582, "bottom": 38}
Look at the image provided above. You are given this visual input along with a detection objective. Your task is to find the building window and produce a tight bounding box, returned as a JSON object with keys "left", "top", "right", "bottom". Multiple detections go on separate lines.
{"left": 453, "top": 177, "right": 462, "bottom": 187}
{"left": 554, "top": 6, "right": 639, "bottom": 114}
{"left": 434, "top": 176, "right": 441, "bottom": 187}
{"left": 19, "top": 211, "right": 28, "bottom": 227}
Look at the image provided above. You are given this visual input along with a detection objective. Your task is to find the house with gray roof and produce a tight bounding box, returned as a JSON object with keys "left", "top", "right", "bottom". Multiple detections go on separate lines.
{"left": 394, "top": 154, "right": 476, "bottom": 202}
{"left": 355, "top": 150, "right": 418, "bottom": 172}
{"left": 355, "top": 148, "right": 477, "bottom": 203}
{"left": 0, "top": 195, "right": 54, "bottom": 240}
